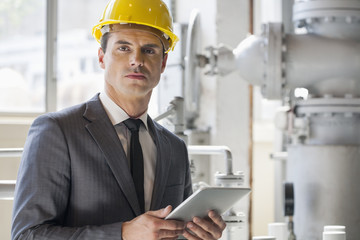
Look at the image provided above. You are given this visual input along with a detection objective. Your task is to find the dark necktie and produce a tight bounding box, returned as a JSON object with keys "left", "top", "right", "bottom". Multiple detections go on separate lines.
{"left": 123, "top": 118, "right": 145, "bottom": 214}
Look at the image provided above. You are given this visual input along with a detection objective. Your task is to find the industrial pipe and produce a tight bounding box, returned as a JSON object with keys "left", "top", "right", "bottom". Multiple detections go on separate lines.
{"left": 285, "top": 34, "right": 360, "bottom": 96}
{"left": 217, "top": 36, "right": 264, "bottom": 87}
{"left": 187, "top": 145, "right": 233, "bottom": 175}
{"left": 0, "top": 148, "right": 23, "bottom": 158}
{"left": 218, "top": 25, "right": 360, "bottom": 98}
{"left": 154, "top": 97, "right": 185, "bottom": 135}
{"left": 153, "top": 105, "right": 175, "bottom": 122}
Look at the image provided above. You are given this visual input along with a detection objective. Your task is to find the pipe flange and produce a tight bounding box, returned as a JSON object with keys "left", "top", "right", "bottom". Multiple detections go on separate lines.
{"left": 294, "top": 1, "right": 360, "bottom": 21}
{"left": 293, "top": 0, "right": 360, "bottom": 39}
{"left": 261, "top": 23, "right": 285, "bottom": 99}
{"left": 222, "top": 212, "right": 246, "bottom": 229}
{"left": 215, "top": 171, "right": 244, "bottom": 187}
{"left": 295, "top": 98, "right": 360, "bottom": 116}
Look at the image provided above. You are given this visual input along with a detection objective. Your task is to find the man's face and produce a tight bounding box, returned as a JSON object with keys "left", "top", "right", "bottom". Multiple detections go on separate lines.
{"left": 98, "top": 29, "right": 168, "bottom": 101}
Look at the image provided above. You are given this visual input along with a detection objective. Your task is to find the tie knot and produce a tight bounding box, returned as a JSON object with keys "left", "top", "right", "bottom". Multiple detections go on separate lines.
{"left": 123, "top": 118, "right": 142, "bottom": 132}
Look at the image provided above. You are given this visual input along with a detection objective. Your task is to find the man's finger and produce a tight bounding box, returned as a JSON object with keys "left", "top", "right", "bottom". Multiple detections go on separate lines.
{"left": 183, "top": 222, "right": 211, "bottom": 240}
{"left": 192, "top": 217, "right": 219, "bottom": 239}
{"left": 153, "top": 218, "right": 185, "bottom": 231}
{"left": 158, "top": 229, "right": 184, "bottom": 239}
{"left": 146, "top": 205, "right": 172, "bottom": 218}
{"left": 208, "top": 210, "right": 227, "bottom": 230}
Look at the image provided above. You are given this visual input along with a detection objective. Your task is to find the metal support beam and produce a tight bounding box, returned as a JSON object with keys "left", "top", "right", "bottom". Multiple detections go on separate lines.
{"left": 45, "top": 0, "right": 58, "bottom": 112}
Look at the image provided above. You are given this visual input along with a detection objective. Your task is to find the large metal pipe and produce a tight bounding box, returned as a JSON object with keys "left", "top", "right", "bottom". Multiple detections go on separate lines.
{"left": 285, "top": 34, "right": 360, "bottom": 96}
{"left": 230, "top": 32, "right": 360, "bottom": 99}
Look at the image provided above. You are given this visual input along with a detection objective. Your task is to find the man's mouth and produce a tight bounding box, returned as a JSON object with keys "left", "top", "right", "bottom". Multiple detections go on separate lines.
{"left": 125, "top": 73, "right": 146, "bottom": 80}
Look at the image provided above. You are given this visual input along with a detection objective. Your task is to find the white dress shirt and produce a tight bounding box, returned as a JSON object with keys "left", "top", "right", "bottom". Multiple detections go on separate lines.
{"left": 99, "top": 92, "right": 157, "bottom": 212}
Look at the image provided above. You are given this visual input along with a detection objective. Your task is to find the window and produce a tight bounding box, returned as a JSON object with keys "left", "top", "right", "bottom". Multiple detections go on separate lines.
{"left": 57, "top": 0, "right": 108, "bottom": 110}
{"left": 0, "top": 0, "right": 110, "bottom": 113}
{"left": 0, "top": 0, "right": 177, "bottom": 115}
{"left": 0, "top": 0, "right": 46, "bottom": 113}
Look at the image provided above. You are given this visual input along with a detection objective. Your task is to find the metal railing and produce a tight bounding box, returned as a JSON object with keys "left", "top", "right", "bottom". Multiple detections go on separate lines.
{"left": 0, "top": 148, "right": 23, "bottom": 158}
{"left": 0, "top": 148, "right": 22, "bottom": 200}
{"left": 0, "top": 147, "right": 239, "bottom": 199}
{"left": 0, "top": 180, "right": 16, "bottom": 200}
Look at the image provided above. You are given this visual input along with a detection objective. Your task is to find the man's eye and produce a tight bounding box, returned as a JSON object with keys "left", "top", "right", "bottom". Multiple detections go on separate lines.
{"left": 143, "top": 48, "right": 155, "bottom": 54}
{"left": 118, "top": 46, "right": 129, "bottom": 51}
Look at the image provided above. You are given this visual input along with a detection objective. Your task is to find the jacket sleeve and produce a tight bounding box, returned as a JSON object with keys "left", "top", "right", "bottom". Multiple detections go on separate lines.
{"left": 11, "top": 115, "right": 123, "bottom": 240}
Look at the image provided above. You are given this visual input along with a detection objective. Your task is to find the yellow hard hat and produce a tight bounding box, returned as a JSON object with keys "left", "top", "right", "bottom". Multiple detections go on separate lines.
{"left": 92, "top": 0, "right": 179, "bottom": 53}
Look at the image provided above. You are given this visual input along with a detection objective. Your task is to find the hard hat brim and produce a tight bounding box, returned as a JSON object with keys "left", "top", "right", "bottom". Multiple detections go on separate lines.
{"left": 92, "top": 20, "right": 179, "bottom": 53}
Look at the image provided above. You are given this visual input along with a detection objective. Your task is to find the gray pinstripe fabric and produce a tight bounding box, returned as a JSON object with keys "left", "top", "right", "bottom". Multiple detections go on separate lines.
{"left": 11, "top": 94, "right": 192, "bottom": 240}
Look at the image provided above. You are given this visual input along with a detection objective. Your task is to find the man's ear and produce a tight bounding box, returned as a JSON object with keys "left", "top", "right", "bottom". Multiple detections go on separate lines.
{"left": 161, "top": 53, "right": 168, "bottom": 73}
{"left": 98, "top": 47, "right": 105, "bottom": 69}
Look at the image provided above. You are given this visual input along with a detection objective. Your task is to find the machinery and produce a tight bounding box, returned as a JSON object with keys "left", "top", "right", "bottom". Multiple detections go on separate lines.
{"left": 154, "top": 96, "right": 247, "bottom": 240}
{"left": 200, "top": 0, "right": 360, "bottom": 239}
{"left": 158, "top": 1, "right": 360, "bottom": 238}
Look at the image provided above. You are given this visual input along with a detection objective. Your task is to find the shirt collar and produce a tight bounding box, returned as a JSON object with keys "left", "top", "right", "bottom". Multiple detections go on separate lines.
{"left": 99, "top": 92, "right": 148, "bottom": 129}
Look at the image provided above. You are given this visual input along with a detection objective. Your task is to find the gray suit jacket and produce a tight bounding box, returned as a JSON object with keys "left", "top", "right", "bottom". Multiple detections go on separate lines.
{"left": 12, "top": 94, "right": 193, "bottom": 240}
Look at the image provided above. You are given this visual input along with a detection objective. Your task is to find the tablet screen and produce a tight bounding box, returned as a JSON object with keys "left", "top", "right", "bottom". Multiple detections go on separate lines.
{"left": 165, "top": 187, "right": 251, "bottom": 222}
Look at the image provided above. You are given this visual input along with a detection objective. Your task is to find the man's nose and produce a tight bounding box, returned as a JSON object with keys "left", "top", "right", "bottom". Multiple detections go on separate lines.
{"left": 130, "top": 50, "right": 144, "bottom": 67}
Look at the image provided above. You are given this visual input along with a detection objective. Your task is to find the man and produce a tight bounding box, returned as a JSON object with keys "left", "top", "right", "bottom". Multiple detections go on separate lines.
{"left": 12, "top": 0, "right": 226, "bottom": 239}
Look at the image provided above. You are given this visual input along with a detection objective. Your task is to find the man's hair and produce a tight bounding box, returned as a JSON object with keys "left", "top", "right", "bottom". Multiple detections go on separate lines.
{"left": 100, "top": 32, "right": 111, "bottom": 53}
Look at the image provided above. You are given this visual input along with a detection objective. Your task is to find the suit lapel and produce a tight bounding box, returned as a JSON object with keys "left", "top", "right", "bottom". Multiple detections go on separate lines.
{"left": 83, "top": 94, "right": 141, "bottom": 216}
{"left": 148, "top": 118, "right": 171, "bottom": 210}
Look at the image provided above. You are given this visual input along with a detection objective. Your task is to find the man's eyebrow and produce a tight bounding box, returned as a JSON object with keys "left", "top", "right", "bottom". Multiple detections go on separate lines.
{"left": 143, "top": 43, "right": 161, "bottom": 49}
{"left": 114, "top": 40, "right": 132, "bottom": 45}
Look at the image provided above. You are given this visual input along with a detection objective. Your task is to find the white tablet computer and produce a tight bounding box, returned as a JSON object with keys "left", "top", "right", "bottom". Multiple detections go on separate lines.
{"left": 165, "top": 187, "right": 251, "bottom": 222}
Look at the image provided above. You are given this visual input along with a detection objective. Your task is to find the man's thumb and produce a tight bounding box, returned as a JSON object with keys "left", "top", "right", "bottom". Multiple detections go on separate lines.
{"left": 147, "top": 205, "right": 172, "bottom": 218}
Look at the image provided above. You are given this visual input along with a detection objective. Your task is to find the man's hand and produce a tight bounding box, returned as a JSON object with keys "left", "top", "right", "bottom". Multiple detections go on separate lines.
{"left": 122, "top": 205, "right": 185, "bottom": 240}
{"left": 182, "top": 210, "right": 226, "bottom": 240}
